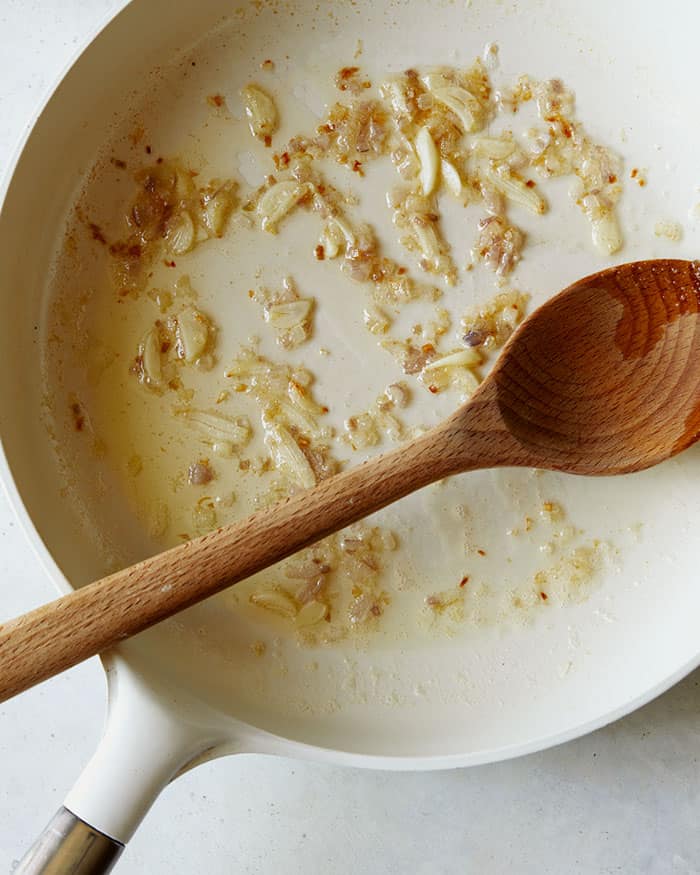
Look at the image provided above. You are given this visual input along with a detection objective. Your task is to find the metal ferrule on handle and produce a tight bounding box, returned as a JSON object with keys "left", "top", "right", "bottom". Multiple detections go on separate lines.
{"left": 15, "top": 807, "right": 124, "bottom": 874}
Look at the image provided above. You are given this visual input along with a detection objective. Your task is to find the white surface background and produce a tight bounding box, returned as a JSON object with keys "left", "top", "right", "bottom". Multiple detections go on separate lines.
{"left": 1, "top": 2, "right": 700, "bottom": 873}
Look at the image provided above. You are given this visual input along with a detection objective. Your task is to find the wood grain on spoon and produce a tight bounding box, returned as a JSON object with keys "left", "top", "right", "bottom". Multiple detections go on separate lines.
{"left": 1, "top": 258, "right": 700, "bottom": 703}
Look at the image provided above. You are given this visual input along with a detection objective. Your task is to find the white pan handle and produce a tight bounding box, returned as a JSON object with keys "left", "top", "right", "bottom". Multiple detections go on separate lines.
{"left": 16, "top": 656, "right": 226, "bottom": 874}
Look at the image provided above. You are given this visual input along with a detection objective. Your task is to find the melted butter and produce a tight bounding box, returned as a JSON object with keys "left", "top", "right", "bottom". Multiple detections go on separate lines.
{"left": 43, "top": 40, "right": 641, "bottom": 651}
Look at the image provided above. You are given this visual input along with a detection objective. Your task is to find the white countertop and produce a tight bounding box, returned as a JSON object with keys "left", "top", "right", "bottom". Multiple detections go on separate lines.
{"left": 1, "top": 2, "right": 700, "bottom": 873}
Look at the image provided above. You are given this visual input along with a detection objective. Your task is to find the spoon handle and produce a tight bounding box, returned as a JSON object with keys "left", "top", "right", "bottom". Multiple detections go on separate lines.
{"left": 0, "top": 419, "right": 465, "bottom": 702}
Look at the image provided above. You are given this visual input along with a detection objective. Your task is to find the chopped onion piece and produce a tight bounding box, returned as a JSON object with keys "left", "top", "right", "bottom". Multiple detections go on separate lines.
{"left": 212, "top": 441, "right": 235, "bottom": 458}
{"left": 363, "top": 304, "right": 391, "bottom": 335}
{"left": 385, "top": 382, "right": 410, "bottom": 408}
{"left": 345, "top": 413, "right": 381, "bottom": 449}
{"left": 188, "top": 461, "right": 213, "bottom": 486}
{"left": 471, "top": 136, "right": 515, "bottom": 160}
{"left": 379, "top": 76, "right": 411, "bottom": 117}
{"left": 654, "top": 220, "right": 683, "bottom": 242}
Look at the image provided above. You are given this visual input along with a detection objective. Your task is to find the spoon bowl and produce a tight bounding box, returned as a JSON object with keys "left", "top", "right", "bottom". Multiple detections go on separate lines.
{"left": 2, "top": 258, "right": 699, "bottom": 701}
{"left": 477, "top": 258, "right": 700, "bottom": 474}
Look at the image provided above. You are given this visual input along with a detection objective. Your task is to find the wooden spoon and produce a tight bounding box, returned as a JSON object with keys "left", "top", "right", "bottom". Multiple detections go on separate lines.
{"left": 2, "top": 258, "right": 700, "bottom": 702}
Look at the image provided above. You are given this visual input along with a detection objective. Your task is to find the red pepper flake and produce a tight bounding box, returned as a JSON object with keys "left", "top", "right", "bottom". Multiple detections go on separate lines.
{"left": 273, "top": 151, "right": 290, "bottom": 170}
{"left": 525, "top": 179, "right": 535, "bottom": 188}
{"left": 264, "top": 135, "right": 272, "bottom": 148}
{"left": 397, "top": 267, "right": 407, "bottom": 275}
{"left": 110, "top": 241, "right": 142, "bottom": 259}
{"left": 561, "top": 122, "right": 572, "bottom": 138}
{"left": 337, "top": 66, "right": 360, "bottom": 90}
{"left": 351, "top": 160, "right": 364, "bottom": 175}
{"left": 638, "top": 179, "right": 646, "bottom": 187}
{"left": 428, "top": 385, "right": 439, "bottom": 394}
{"left": 207, "top": 94, "right": 225, "bottom": 108}
{"left": 110, "top": 157, "right": 127, "bottom": 170}
{"left": 89, "top": 223, "right": 107, "bottom": 244}
{"left": 156, "top": 157, "right": 164, "bottom": 165}
{"left": 70, "top": 401, "right": 85, "bottom": 432}
{"left": 314, "top": 244, "right": 325, "bottom": 261}
{"left": 145, "top": 145, "right": 152, "bottom": 154}
{"left": 459, "top": 575, "right": 470, "bottom": 588}
{"left": 421, "top": 343, "right": 435, "bottom": 354}
{"left": 539, "top": 591, "right": 549, "bottom": 601}
{"left": 630, "top": 168, "right": 638, "bottom": 179}
{"left": 129, "top": 124, "right": 145, "bottom": 146}
{"left": 608, "top": 174, "right": 617, "bottom": 184}
{"left": 160, "top": 341, "right": 171, "bottom": 354}
{"left": 163, "top": 259, "right": 176, "bottom": 268}
{"left": 477, "top": 549, "right": 486, "bottom": 556}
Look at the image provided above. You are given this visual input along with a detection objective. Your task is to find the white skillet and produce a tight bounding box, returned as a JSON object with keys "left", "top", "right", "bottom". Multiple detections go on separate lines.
{"left": 1, "top": 0, "right": 699, "bottom": 871}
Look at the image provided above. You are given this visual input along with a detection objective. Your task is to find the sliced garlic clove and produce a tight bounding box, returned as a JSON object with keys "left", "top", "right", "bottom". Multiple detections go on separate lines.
{"left": 440, "top": 159, "right": 463, "bottom": 197}
{"left": 267, "top": 299, "right": 313, "bottom": 332}
{"left": 429, "top": 85, "right": 481, "bottom": 132}
{"left": 591, "top": 213, "right": 623, "bottom": 255}
{"left": 165, "top": 210, "right": 195, "bottom": 255}
{"left": 241, "top": 83, "right": 278, "bottom": 140}
{"left": 201, "top": 183, "right": 236, "bottom": 238}
{"left": 139, "top": 328, "right": 162, "bottom": 388}
{"left": 258, "top": 181, "right": 307, "bottom": 233}
{"left": 422, "top": 348, "right": 481, "bottom": 372}
{"left": 295, "top": 600, "right": 328, "bottom": 627}
{"left": 250, "top": 588, "right": 297, "bottom": 619}
{"left": 175, "top": 307, "right": 210, "bottom": 362}
{"left": 485, "top": 167, "right": 547, "bottom": 215}
{"left": 415, "top": 127, "right": 439, "bottom": 196}
{"left": 264, "top": 424, "right": 317, "bottom": 489}
{"left": 179, "top": 409, "right": 252, "bottom": 448}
